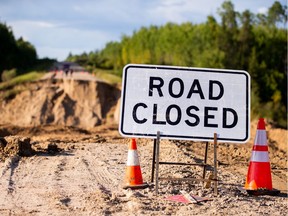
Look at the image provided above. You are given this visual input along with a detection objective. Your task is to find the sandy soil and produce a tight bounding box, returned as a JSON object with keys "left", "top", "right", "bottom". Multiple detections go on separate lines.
{"left": 0, "top": 76, "right": 287, "bottom": 215}
{"left": 0, "top": 122, "right": 287, "bottom": 216}
{"left": 0, "top": 76, "right": 120, "bottom": 128}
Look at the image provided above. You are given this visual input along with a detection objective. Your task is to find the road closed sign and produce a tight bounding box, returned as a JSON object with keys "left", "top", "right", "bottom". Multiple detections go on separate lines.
{"left": 119, "top": 64, "right": 250, "bottom": 143}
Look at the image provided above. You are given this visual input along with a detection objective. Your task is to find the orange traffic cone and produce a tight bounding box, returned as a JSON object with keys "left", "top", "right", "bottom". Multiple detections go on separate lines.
{"left": 244, "top": 118, "right": 279, "bottom": 195}
{"left": 123, "top": 138, "right": 148, "bottom": 189}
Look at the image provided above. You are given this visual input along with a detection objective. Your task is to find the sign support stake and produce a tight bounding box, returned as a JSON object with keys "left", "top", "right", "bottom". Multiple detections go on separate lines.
{"left": 155, "top": 131, "right": 160, "bottom": 195}
{"left": 202, "top": 142, "right": 209, "bottom": 179}
{"left": 213, "top": 133, "right": 218, "bottom": 195}
{"left": 151, "top": 133, "right": 219, "bottom": 195}
{"left": 151, "top": 139, "right": 157, "bottom": 183}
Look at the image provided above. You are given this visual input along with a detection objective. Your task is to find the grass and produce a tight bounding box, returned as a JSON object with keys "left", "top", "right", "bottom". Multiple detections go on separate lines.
{"left": 0, "top": 71, "right": 45, "bottom": 100}
{"left": 0, "top": 71, "right": 45, "bottom": 91}
{"left": 93, "top": 68, "right": 122, "bottom": 85}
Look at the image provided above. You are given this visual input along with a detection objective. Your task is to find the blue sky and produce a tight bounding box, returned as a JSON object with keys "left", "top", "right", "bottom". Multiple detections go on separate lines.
{"left": 0, "top": 0, "right": 285, "bottom": 61}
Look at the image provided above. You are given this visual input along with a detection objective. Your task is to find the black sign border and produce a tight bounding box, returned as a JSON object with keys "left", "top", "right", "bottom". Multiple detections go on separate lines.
{"left": 120, "top": 64, "right": 250, "bottom": 142}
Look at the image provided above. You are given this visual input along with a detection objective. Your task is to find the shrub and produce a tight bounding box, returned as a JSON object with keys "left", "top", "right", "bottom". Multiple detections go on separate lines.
{"left": 1, "top": 68, "right": 17, "bottom": 82}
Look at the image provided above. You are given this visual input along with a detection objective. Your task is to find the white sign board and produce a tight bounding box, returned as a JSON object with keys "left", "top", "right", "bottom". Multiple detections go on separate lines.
{"left": 119, "top": 64, "right": 250, "bottom": 143}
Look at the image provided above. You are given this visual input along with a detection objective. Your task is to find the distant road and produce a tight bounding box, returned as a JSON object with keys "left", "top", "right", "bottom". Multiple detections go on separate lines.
{"left": 41, "top": 71, "right": 100, "bottom": 81}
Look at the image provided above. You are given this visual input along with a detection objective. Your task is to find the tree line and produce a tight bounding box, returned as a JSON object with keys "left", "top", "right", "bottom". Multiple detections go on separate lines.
{"left": 67, "top": 1, "right": 287, "bottom": 128}
{"left": 0, "top": 1, "right": 286, "bottom": 128}
{"left": 0, "top": 22, "right": 54, "bottom": 81}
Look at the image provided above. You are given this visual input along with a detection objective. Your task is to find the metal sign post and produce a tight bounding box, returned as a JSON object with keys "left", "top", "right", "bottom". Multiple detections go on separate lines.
{"left": 155, "top": 131, "right": 160, "bottom": 195}
{"left": 151, "top": 133, "right": 219, "bottom": 195}
{"left": 213, "top": 133, "right": 218, "bottom": 195}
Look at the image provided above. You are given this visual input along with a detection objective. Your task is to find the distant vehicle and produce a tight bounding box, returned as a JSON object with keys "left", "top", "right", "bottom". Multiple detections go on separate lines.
{"left": 50, "top": 61, "right": 87, "bottom": 75}
{"left": 63, "top": 63, "right": 70, "bottom": 76}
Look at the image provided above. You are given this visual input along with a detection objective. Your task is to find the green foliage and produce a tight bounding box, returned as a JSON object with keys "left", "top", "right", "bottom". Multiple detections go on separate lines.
{"left": 92, "top": 68, "right": 122, "bottom": 85}
{"left": 267, "top": 1, "right": 287, "bottom": 26}
{"left": 0, "top": 71, "right": 44, "bottom": 91}
{"left": 66, "top": 1, "right": 286, "bottom": 128}
{"left": 33, "top": 58, "right": 57, "bottom": 71}
{"left": 0, "top": 71, "right": 45, "bottom": 102}
{"left": 0, "top": 22, "right": 39, "bottom": 81}
{"left": 0, "top": 22, "right": 17, "bottom": 75}
{"left": 1, "top": 68, "right": 17, "bottom": 82}
{"left": 16, "top": 37, "right": 37, "bottom": 71}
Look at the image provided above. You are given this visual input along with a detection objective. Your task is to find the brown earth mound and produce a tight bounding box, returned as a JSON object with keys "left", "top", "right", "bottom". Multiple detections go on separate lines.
{"left": 0, "top": 136, "right": 34, "bottom": 160}
{"left": 0, "top": 79, "right": 120, "bottom": 128}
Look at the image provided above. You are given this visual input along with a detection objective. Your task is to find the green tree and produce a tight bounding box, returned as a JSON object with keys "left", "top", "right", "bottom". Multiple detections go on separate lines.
{"left": 100, "top": 41, "right": 122, "bottom": 70}
{"left": 66, "top": 0, "right": 287, "bottom": 127}
{"left": 0, "top": 22, "right": 18, "bottom": 80}
{"left": 238, "top": 10, "right": 255, "bottom": 70}
{"left": 267, "top": 1, "right": 287, "bottom": 27}
{"left": 16, "top": 37, "right": 37, "bottom": 71}
{"left": 0, "top": 22, "right": 38, "bottom": 80}
{"left": 217, "top": 0, "right": 239, "bottom": 68}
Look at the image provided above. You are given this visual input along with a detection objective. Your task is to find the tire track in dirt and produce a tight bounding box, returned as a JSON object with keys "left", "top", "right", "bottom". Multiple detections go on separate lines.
{"left": 0, "top": 156, "right": 23, "bottom": 215}
{"left": 0, "top": 135, "right": 286, "bottom": 215}
{"left": 82, "top": 143, "right": 127, "bottom": 189}
{"left": 81, "top": 157, "right": 116, "bottom": 189}
{"left": 0, "top": 156, "right": 58, "bottom": 215}
{"left": 0, "top": 156, "right": 20, "bottom": 194}
{"left": 30, "top": 143, "right": 126, "bottom": 214}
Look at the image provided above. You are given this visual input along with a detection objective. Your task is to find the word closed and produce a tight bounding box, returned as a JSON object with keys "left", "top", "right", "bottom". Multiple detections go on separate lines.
{"left": 119, "top": 64, "right": 250, "bottom": 143}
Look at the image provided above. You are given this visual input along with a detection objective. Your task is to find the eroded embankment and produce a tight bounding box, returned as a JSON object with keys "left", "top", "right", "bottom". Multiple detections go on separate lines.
{"left": 0, "top": 79, "right": 121, "bottom": 128}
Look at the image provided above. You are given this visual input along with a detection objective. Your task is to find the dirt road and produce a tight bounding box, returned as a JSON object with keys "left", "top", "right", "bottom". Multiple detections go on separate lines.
{"left": 0, "top": 124, "right": 287, "bottom": 215}
{"left": 42, "top": 71, "right": 100, "bottom": 82}
{"left": 0, "top": 75, "right": 287, "bottom": 215}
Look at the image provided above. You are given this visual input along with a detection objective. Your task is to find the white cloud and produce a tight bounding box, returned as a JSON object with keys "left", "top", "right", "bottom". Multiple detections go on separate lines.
{"left": 37, "top": 46, "right": 72, "bottom": 61}
{"left": 9, "top": 19, "right": 116, "bottom": 60}
{"left": 148, "top": 0, "right": 223, "bottom": 24}
{"left": 9, "top": 20, "right": 59, "bottom": 43}
{"left": 257, "top": 7, "right": 268, "bottom": 14}
{"left": 12, "top": 20, "right": 57, "bottom": 28}
{"left": 1, "top": 0, "right": 282, "bottom": 60}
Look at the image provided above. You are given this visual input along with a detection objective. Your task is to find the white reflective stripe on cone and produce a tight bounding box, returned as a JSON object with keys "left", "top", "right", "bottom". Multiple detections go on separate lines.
{"left": 255, "top": 130, "right": 267, "bottom": 146}
{"left": 127, "top": 150, "right": 140, "bottom": 166}
{"left": 250, "top": 151, "right": 270, "bottom": 162}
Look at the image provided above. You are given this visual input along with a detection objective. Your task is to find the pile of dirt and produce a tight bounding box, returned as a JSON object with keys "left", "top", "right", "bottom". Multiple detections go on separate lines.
{"left": 0, "top": 136, "right": 34, "bottom": 160}
{"left": 0, "top": 79, "right": 121, "bottom": 128}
